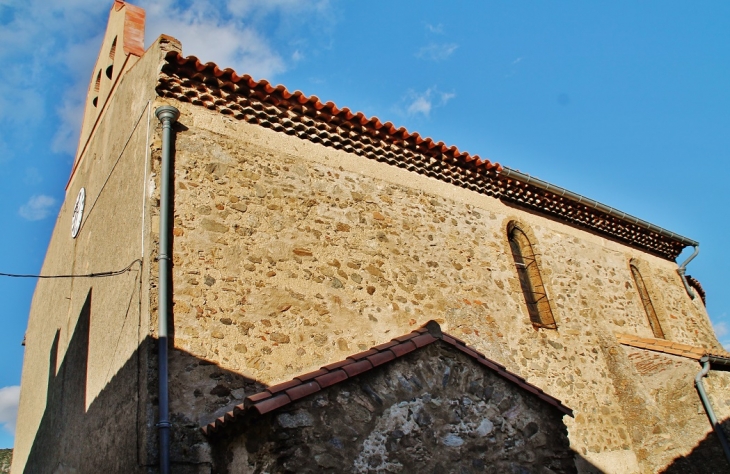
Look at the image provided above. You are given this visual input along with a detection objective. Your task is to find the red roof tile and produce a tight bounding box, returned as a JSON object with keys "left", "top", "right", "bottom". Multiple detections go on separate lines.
{"left": 685, "top": 275, "right": 707, "bottom": 306}
{"left": 203, "top": 321, "right": 573, "bottom": 436}
{"left": 314, "top": 369, "right": 348, "bottom": 389}
{"left": 156, "top": 50, "right": 696, "bottom": 261}
{"left": 389, "top": 340, "right": 418, "bottom": 358}
{"left": 250, "top": 393, "right": 291, "bottom": 416}
{"left": 341, "top": 359, "right": 374, "bottom": 378}
{"left": 294, "top": 368, "right": 329, "bottom": 383}
{"left": 366, "top": 350, "right": 396, "bottom": 368}
{"left": 285, "top": 381, "right": 321, "bottom": 402}
{"left": 157, "top": 52, "right": 500, "bottom": 172}
{"left": 499, "top": 173, "right": 688, "bottom": 260}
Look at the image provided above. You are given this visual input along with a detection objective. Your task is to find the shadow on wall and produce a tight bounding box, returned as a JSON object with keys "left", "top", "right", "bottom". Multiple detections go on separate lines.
{"left": 20, "top": 288, "right": 262, "bottom": 473}
{"left": 662, "top": 423, "right": 730, "bottom": 474}
{"left": 22, "top": 289, "right": 143, "bottom": 472}
{"left": 20, "top": 287, "right": 611, "bottom": 473}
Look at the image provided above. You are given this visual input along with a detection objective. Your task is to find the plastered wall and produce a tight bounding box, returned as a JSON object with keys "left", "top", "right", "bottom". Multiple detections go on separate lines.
{"left": 12, "top": 37, "right": 181, "bottom": 474}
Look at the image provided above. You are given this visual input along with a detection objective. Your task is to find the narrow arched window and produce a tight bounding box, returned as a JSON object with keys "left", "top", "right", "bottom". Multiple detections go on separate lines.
{"left": 109, "top": 36, "right": 117, "bottom": 60}
{"left": 508, "top": 222, "right": 556, "bottom": 329}
{"left": 630, "top": 263, "right": 664, "bottom": 339}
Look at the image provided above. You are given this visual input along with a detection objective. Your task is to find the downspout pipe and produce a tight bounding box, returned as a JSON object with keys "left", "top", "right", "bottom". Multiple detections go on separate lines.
{"left": 677, "top": 245, "right": 699, "bottom": 299}
{"left": 155, "top": 105, "right": 179, "bottom": 474}
{"left": 695, "top": 356, "right": 730, "bottom": 466}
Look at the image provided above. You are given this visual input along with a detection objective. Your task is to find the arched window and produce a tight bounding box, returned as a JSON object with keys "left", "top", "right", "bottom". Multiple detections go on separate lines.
{"left": 630, "top": 262, "right": 664, "bottom": 339}
{"left": 508, "top": 222, "right": 556, "bottom": 329}
{"left": 92, "top": 70, "right": 102, "bottom": 108}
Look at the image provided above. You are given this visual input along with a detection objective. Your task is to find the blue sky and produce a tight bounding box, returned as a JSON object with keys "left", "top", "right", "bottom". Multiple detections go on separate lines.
{"left": 0, "top": 0, "right": 728, "bottom": 449}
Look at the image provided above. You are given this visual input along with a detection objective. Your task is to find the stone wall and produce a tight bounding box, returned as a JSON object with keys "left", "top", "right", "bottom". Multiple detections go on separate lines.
{"left": 211, "top": 342, "right": 575, "bottom": 474}
{"left": 155, "top": 99, "right": 727, "bottom": 473}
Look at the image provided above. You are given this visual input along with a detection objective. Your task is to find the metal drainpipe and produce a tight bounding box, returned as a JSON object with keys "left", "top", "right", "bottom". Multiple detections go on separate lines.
{"left": 695, "top": 356, "right": 730, "bottom": 466}
{"left": 155, "top": 105, "right": 179, "bottom": 474}
{"left": 677, "top": 245, "right": 699, "bottom": 299}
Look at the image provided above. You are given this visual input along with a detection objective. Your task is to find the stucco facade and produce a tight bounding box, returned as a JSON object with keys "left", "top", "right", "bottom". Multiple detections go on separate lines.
{"left": 12, "top": 2, "right": 730, "bottom": 473}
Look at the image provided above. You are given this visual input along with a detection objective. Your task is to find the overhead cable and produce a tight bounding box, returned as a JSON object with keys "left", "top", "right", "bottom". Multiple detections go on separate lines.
{"left": 0, "top": 259, "right": 142, "bottom": 279}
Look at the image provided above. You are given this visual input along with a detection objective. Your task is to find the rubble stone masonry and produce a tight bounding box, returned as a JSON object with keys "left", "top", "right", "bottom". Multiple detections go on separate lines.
{"left": 150, "top": 100, "right": 729, "bottom": 473}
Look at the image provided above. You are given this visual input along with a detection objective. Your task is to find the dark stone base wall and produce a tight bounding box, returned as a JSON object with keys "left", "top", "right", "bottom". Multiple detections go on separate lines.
{"left": 212, "top": 343, "right": 575, "bottom": 474}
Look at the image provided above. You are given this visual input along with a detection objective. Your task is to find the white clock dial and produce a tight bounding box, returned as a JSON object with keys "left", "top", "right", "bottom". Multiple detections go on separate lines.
{"left": 71, "top": 187, "right": 86, "bottom": 238}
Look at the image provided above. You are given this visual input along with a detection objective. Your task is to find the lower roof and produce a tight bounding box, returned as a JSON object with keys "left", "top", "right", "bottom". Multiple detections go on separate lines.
{"left": 202, "top": 321, "right": 573, "bottom": 437}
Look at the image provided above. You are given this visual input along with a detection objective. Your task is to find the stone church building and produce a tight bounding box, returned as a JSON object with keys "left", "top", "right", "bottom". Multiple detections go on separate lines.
{"left": 12, "top": 2, "right": 730, "bottom": 473}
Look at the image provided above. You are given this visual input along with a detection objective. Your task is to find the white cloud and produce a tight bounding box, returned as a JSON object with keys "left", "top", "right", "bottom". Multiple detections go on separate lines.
{"left": 713, "top": 318, "right": 730, "bottom": 350}
{"left": 0, "top": 386, "right": 20, "bottom": 435}
{"left": 403, "top": 87, "right": 456, "bottom": 118}
{"left": 440, "top": 91, "right": 456, "bottom": 104}
{"left": 0, "top": 0, "right": 107, "bottom": 161}
{"left": 225, "top": 0, "right": 331, "bottom": 19}
{"left": 143, "top": 1, "right": 286, "bottom": 80}
{"left": 425, "top": 23, "right": 443, "bottom": 34}
{"left": 18, "top": 195, "right": 57, "bottom": 221}
{"left": 407, "top": 95, "right": 432, "bottom": 117}
{"left": 140, "top": 0, "right": 333, "bottom": 81}
{"left": 416, "top": 43, "right": 458, "bottom": 61}
{"left": 715, "top": 321, "right": 728, "bottom": 338}
{"left": 0, "top": 0, "right": 334, "bottom": 163}
{"left": 51, "top": 80, "right": 87, "bottom": 156}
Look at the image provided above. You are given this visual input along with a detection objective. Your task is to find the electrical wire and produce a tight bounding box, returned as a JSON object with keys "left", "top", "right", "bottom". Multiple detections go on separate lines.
{"left": 0, "top": 259, "right": 142, "bottom": 279}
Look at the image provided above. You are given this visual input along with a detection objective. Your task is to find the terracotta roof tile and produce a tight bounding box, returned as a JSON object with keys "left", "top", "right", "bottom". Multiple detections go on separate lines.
{"left": 321, "top": 359, "right": 351, "bottom": 371}
{"left": 499, "top": 173, "right": 687, "bottom": 260}
{"left": 372, "top": 340, "right": 400, "bottom": 351}
{"left": 347, "top": 349, "right": 380, "bottom": 361}
{"left": 393, "top": 333, "right": 419, "bottom": 343}
{"left": 266, "top": 379, "right": 302, "bottom": 394}
{"left": 411, "top": 333, "right": 438, "bottom": 348}
{"left": 314, "top": 369, "right": 348, "bottom": 389}
{"left": 285, "top": 381, "right": 321, "bottom": 402}
{"left": 615, "top": 332, "right": 730, "bottom": 361}
{"left": 389, "top": 340, "right": 418, "bottom": 357}
{"left": 245, "top": 391, "right": 271, "bottom": 404}
{"left": 341, "top": 360, "right": 374, "bottom": 377}
{"left": 477, "top": 358, "right": 506, "bottom": 372}
{"left": 155, "top": 51, "right": 695, "bottom": 261}
{"left": 685, "top": 275, "right": 707, "bottom": 306}
{"left": 366, "top": 350, "right": 397, "bottom": 368}
{"left": 202, "top": 321, "right": 573, "bottom": 436}
{"left": 251, "top": 393, "right": 291, "bottom": 415}
{"left": 157, "top": 53, "right": 500, "bottom": 172}
{"left": 451, "top": 343, "right": 482, "bottom": 360}
{"left": 294, "top": 368, "right": 329, "bottom": 382}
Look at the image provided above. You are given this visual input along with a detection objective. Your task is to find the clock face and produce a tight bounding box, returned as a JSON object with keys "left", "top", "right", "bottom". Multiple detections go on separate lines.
{"left": 71, "top": 187, "right": 86, "bottom": 239}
